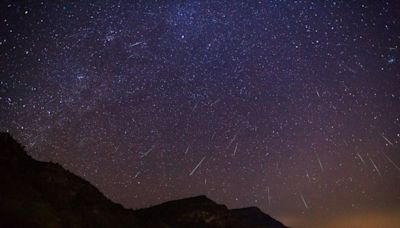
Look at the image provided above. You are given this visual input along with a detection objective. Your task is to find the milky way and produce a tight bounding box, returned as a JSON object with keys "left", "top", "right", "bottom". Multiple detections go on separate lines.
{"left": 1, "top": 1, "right": 400, "bottom": 227}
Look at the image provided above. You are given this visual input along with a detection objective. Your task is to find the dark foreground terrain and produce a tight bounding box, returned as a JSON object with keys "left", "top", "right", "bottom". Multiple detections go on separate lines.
{"left": 0, "top": 132, "right": 288, "bottom": 228}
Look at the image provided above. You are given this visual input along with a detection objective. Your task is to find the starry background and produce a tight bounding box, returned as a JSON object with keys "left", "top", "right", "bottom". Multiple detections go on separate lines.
{"left": 1, "top": 0, "right": 400, "bottom": 227}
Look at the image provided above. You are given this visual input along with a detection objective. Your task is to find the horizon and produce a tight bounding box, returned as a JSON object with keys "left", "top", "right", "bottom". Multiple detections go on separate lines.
{"left": 1, "top": 1, "right": 399, "bottom": 227}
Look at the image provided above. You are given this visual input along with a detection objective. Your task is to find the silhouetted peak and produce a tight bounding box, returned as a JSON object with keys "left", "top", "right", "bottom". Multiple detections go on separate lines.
{"left": 232, "top": 207, "right": 289, "bottom": 228}
{"left": 0, "top": 132, "right": 19, "bottom": 146}
{"left": 163, "top": 195, "right": 214, "bottom": 204}
{"left": 139, "top": 194, "right": 225, "bottom": 213}
{"left": 187, "top": 195, "right": 209, "bottom": 200}
{"left": 233, "top": 206, "right": 263, "bottom": 213}
{"left": 0, "top": 132, "right": 288, "bottom": 228}
{"left": 0, "top": 132, "right": 31, "bottom": 162}
{"left": 0, "top": 132, "right": 12, "bottom": 138}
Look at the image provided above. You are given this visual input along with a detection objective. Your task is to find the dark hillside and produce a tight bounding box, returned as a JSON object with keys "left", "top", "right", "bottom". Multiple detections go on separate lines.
{"left": 0, "top": 132, "right": 288, "bottom": 228}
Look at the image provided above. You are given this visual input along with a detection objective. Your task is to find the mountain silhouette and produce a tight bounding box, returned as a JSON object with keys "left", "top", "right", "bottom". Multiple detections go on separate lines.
{"left": 0, "top": 132, "right": 288, "bottom": 228}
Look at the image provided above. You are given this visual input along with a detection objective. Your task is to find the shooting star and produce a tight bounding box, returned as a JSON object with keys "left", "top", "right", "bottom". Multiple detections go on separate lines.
{"left": 383, "top": 152, "right": 400, "bottom": 172}
{"left": 380, "top": 133, "right": 394, "bottom": 146}
{"left": 184, "top": 145, "right": 190, "bottom": 155}
{"left": 226, "top": 133, "right": 238, "bottom": 149}
{"left": 306, "top": 170, "right": 311, "bottom": 183}
{"left": 316, "top": 153, "right": 324, "bottom": 172}
{"left": 210, "top": 99, "right": 221, "bottom": 106}
{"left": 134, "top": 171, "right": 141, "bottom": 178}
{"left": 192, "top": 102, "right": 199, "bottom": 112}
{"left": 342, "top": 63, "right": 356, "bottom": 73}
{"left": 315, "top": 88, "right": 320, "bottom": 98}
{"left": 140, "top": 145, "right": 154, "bottom": 158}
{"left": 267, "top": 187, "right": 271, "bottom": 208}
{"left": 189, "top": 156, "right": 206, "bottom": 176}
{"left": 300, "top": 194, "right": 309, "bottom": 209}
{"left": 233, "top": 142, "right": 238, "bottom": 156}
{"left": 129, "top": 41, "right": 144, "bottom": 47}
{"left": 356, "top": 152, "right": 367, "bottom": 167}
{"left": 368, "top": 154, "right": 382, "bottom": 177}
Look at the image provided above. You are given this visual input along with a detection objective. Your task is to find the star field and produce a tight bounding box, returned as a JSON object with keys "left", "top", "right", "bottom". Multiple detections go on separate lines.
{"left": 1, "top": 1, "right": 400, "bottom": 227}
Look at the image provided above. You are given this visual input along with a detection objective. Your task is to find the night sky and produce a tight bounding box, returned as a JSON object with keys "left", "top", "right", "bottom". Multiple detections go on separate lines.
{"left": 1, "top": 1, "right": 400, "bottom": 227}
